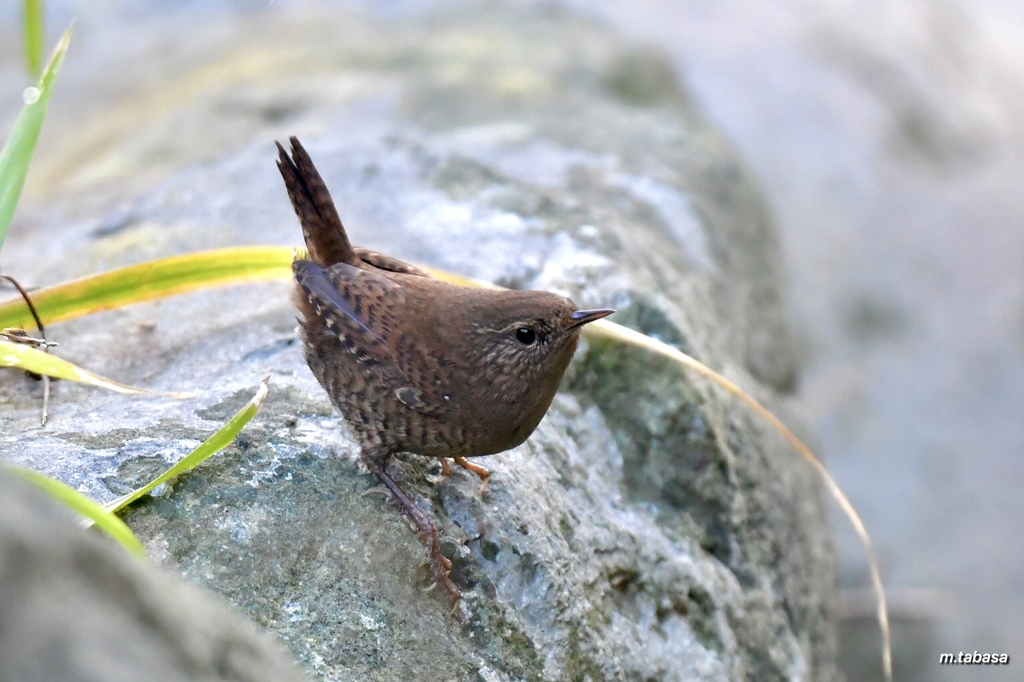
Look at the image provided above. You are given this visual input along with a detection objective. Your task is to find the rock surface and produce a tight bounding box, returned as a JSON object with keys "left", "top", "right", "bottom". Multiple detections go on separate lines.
{"left": 1, "top": 3, "right": 838, "bottom": 681}
{"left": 0, "top": 469, "right": 306, "bottom": 682}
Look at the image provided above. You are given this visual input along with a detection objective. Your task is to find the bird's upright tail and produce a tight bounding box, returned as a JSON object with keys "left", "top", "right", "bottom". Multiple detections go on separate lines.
{"left": 276, "top": 136, "right": 359, "bottom": 268}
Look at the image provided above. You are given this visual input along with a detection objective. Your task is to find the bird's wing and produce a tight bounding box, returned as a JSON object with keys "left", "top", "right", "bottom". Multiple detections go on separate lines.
{"left": 293, "top": 259, "right": 451, "bottom": 418}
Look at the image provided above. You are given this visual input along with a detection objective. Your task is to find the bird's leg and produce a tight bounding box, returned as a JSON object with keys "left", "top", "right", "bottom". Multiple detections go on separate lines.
{"left": 426, "top": 457, "right": 453, "bottom": 485}
{"left": 360, "top": 450, "right": 459, "bottom": 601}
{"left": 452, "top": 457, "right": 490, "bottom": 496}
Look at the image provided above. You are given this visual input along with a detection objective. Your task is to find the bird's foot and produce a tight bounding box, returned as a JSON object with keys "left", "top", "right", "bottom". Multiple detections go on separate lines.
{"left": 361, "top": 452, "right": 461, "bottom": 602}
{"left": 453, "top": 457, "right": 490, "bottom": 497}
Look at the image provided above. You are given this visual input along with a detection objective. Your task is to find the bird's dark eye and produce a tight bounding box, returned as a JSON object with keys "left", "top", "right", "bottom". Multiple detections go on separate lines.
{"left": 515, "top": 327, "right": 537, "bottom": 345}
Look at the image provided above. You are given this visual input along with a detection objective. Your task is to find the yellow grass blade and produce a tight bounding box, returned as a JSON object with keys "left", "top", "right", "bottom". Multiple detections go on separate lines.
{"left": 1, "top": 339, "right": 189, "bottom": 397}
{"left": 0, "top": 246, "right": 293, "bottom": 329}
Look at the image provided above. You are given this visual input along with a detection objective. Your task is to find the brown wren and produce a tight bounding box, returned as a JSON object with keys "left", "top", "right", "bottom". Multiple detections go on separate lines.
{"left": 277, "top": 137, "right": 614, "bottom": 600}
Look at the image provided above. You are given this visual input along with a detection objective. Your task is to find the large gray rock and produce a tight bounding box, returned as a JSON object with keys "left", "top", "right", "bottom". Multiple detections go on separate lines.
{"left": 0, "top": 469, "right": 307, "bottom": 682}
{"left": 1, "top": 3, "right": 838, "bottom": 680}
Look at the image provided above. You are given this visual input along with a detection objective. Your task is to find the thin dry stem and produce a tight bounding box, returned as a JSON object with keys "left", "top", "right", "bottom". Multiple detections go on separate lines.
{"left": 1, "top": 274, "right": 51, "bottom": 425}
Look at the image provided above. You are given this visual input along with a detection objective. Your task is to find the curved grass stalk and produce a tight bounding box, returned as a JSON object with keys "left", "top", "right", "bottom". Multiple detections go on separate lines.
{"left": 584, "top": 319, "right": 891, "bottom": 680}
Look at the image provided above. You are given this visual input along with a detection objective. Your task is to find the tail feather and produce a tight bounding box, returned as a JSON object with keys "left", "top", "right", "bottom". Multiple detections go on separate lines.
{"left": 277, "top": 136, "right": 358, "bottom": 267}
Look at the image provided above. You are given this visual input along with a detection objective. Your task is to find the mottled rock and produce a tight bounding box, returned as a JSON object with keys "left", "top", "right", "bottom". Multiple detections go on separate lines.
{"left": 1, "top": 3, "right": 837, "bottom": 681}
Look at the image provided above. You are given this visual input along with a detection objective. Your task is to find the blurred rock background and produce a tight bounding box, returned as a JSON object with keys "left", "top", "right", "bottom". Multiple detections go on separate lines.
{"left": 3, "top": 1, "right": 1022, "bottom": 680}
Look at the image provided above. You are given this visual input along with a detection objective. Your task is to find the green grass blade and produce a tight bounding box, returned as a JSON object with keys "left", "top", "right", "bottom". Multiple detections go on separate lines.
{"left": 0, "top": 246, "right": 293, "bottom": 329}
{"left": 0, "top": 25, "right": 72, "bottom": 251}
{"left": 22, "top": 0, "right": 46, "bottom": 76}
{"left": 104, "top": 376, "right": 270, "bottom": 513}
{"left": 0, "top": 339, "right": 190, "bottom": 397}
{"left": 9, "top": 465, "right": 146, "bottom": 557}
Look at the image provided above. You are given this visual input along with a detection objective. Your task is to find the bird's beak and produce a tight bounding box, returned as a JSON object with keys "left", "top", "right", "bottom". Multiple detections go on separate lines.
{"left": 568, "top": 308, "right": 615, "bottom": 329}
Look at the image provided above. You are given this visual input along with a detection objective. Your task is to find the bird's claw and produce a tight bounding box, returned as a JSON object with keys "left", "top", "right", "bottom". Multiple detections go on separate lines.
{"left": 361, "top": 486, "right": 393, "bottom": 500}
{"left": 426, "top": 541, "right": 459, "bottom": 600}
